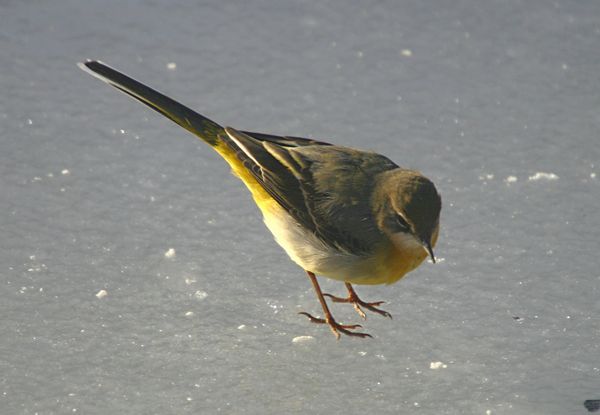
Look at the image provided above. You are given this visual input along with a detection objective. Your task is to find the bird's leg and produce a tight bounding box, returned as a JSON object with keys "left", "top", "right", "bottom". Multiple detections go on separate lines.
{"left": 324, "top": 282, "right": 392, "bottom": 320}
{"left": 298, "top": 271, "right": 372, "bottom": 339}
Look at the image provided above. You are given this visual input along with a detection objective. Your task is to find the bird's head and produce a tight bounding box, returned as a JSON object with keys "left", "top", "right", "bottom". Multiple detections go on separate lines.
{"left": 373, "top": 169, "right": 441, "bottom": 262}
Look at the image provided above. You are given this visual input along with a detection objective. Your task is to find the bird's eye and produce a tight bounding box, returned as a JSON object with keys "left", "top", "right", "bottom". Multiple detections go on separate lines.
{"left": 395, "top": 214, "right": 410, "bottom": 231}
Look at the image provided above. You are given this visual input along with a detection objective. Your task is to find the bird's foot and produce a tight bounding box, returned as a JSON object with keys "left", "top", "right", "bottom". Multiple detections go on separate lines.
{"left": 324, "top": 288, "right": 392, "bottom": 320}
{"left": 298, "top": 312, "right": 372, "bottom": 339}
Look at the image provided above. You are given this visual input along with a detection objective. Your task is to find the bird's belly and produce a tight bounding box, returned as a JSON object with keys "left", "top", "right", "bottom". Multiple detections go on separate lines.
{"left": 261, "top": 205, "right": 361, "bottom": 276}
{"left": 260, "top": 204, "right": 427, "bottom": 285}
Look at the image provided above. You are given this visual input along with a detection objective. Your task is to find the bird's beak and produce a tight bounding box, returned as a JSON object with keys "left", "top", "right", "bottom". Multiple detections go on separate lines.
{"left": 424, "top": 241, "right": 436, "bottom": 263}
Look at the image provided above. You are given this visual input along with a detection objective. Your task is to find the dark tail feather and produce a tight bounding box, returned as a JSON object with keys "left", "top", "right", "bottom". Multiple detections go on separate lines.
{"left": 78, "top": 60, "right": 223, "bottom": 146}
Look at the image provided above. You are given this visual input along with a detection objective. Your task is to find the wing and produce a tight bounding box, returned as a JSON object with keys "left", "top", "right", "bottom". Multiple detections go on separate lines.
{"left": 220, "top": 127, "right": 324, "bottom": 238}
{"left": 222, "top": 128, "right": 396, "bottom": 255}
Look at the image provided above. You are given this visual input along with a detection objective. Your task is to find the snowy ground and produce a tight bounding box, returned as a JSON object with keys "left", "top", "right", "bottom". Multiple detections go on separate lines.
{"left": 2, "top": 1, "right": 599, "bottom": 414}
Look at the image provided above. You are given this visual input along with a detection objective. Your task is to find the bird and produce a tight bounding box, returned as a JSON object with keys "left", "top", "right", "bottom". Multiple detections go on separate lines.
{"left": 79, "top": 60, "right": 442, "bottom": 339}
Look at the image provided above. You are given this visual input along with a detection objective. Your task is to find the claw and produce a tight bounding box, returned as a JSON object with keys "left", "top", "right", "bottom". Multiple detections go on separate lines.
{"left": 299, "top": 312, "right": 372, "bottom": 339}
{"left": 324, "top": 283, "right": 392, "bottom": 319}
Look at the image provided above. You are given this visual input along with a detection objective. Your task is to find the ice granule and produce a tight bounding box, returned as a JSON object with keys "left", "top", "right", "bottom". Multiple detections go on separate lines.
{"left": 430, "top": 361, "right": 447, "bottom": 369}
{"left": 292, "top": 335, "right": 315, "bottom": 344}
{"left": 528, "top": 172, "right": 559, "bottom": 181}
{"left": 193, "top": 290, "right": 208, "bottom": 300}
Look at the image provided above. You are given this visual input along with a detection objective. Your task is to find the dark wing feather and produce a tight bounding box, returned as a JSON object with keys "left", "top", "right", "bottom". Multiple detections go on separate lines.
{"left": 240, "top": 131, "right": 333, "bottom": 148}
{"left": 265, "top": 145, "right": 383, "bottom": 255}
{"left": 222, "top": 128, "right": 380, "bottom": 255}
{"left": 220, "top": 128, "right": 320, "bottom": 236}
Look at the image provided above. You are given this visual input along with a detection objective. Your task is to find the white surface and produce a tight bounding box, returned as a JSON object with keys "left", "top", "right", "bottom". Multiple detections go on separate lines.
{"left": 1, "top": 1, "right": 599, "bottom": 414}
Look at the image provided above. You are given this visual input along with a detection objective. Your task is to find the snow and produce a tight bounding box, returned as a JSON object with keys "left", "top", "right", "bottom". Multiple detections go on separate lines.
{"left": 95, "top": 290, "right": 108, "bottom": 299}
{"left": 292, "top": 336, "right": 315, "bottom": 344}
{"left": 193, "top": 290, "right": 208, "bottom": 300}
{"left": 429, "top": 361, "right": 447, "bottom": 370}
{"left": 528, "top": 172, "right": 559, "bottom": 181}
{"left": 1, "top": 0, "right": 599, "bottom": 414}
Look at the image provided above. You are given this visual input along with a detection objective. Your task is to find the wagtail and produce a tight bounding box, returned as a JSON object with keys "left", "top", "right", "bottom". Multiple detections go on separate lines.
{"left": 79, "top": 60, "right": 441, "bottom": 339}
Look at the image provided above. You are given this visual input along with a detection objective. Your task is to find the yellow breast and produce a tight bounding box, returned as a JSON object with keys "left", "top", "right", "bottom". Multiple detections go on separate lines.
{"left": 375, "top": 225, "right": 439, "bottom": 285}
{"left": 383, "top": 243, "right": 428, "bottom": 284}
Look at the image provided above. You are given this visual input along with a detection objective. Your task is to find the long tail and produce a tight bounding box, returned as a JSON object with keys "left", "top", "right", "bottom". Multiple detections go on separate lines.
{"left": 78, "top": 60, "right": 224, "bottom": 147}
{"left": 79, "top": 60, "right": 282, "bottom": 208}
